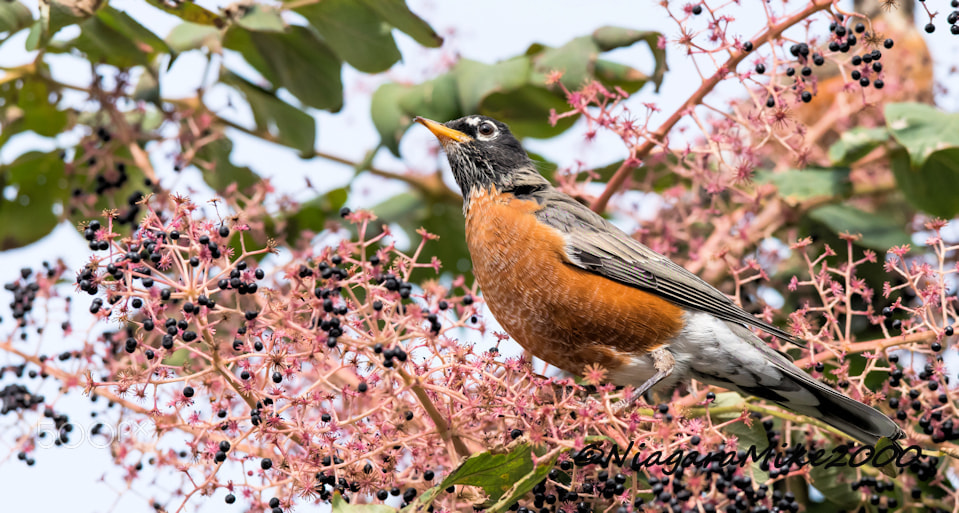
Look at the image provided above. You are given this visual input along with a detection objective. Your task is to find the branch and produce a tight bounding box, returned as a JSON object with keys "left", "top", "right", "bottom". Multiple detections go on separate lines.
{"left": 794, "top": 330, "right": 938, "bottom": 368}
{"left": 398, "top": 368, "right": 472, "bottom": 461}
{"left": 216, "top": 116, "right": 460, "bottom": 204}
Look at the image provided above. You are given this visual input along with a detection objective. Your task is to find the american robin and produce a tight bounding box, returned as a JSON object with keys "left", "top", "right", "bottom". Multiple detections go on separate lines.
{"left": 415, "top": 115, "right": 903, "bottom": 445}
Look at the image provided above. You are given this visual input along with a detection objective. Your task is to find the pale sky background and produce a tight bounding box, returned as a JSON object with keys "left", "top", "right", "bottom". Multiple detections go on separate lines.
{"left": 0, "top": 0, "right": 957, "bottom": 511}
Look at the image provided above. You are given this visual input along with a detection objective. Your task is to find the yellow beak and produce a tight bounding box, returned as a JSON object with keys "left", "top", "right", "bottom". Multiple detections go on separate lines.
{"left": 414, "top": 117, "right": 472, "bottom": 144}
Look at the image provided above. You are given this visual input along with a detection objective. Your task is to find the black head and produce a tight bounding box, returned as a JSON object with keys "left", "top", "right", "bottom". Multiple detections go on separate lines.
{"left": 416, "top": 115, "right": 538, "bottom": 202}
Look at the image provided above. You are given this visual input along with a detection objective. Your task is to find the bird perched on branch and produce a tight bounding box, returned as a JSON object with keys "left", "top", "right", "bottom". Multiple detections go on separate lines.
{"left": 416, "top": 114, "right": 903, "bottom": 445}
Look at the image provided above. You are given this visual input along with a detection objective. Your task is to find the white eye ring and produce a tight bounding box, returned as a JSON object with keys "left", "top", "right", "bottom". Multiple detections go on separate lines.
{"left": 477, "top": 122, "right": 496, "bottom": 138}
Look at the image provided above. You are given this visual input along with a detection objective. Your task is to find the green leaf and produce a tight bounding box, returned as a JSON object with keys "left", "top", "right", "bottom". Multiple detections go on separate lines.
{"left": 133, "top": 64, "right": 161, "bottom": 105}
{"left": 827, "top": 126, "right": 889, "bottom": 166}
{"left": 721, "top": 420, "right": 770, "bottom": 484}
{"left": 223, "top": 25, "right": 343, "bottom": 111}
{"left": 373, "top": 192, "right": 470, "bottom": 276}
{"left": 435, "top": 443, "right": 555, "bottom": 510}
{"left": 234, "top": 4, "right": 285, "bottom": 33}
{"left": 371, "top": 28, "right": 666, "bottom": 153}
{"left": 890, "top": 147, "right": 959, "bottom": 219}
{"left": 455, "top": 57, "right": 530, "bottom": 113}
{"left": 807, "top": 204, "right": 910, "bottom": 251}
{"left": 70, "top": 6, "right": 171, "bottom": 68}
{"left": 24, "top": 19, "right": 41, "bottom": 50}
{"left": 591, "top": 26, "right": 666, "bottom": 89}
{"left": 221, "top": 70, "right": 316, "bottom": 156}
{"left": 530, "top": 35, "right": 596, "bottom": 89}
{"left": 0, "top": 1, "right": 33, "bottom": 37}
{"left": 480, "top": 84, "right": 574, "bottom": 138}
{"left": 11, "top": 77, "right": 69, "bottom": 138}
{"left": 809, "top": 456, "right": 860, "bottom": 508}
{"left": 166, "top": 21, "right": 221, "bottom": 53}
{"left": 373, "top": 73, "right": 461, "bottom": 156}
{"left": 358, "top": 0, "right": 442, "bottom": 48}
{"left": 77, "top": 104, "right": 164, "bottom": 133}
{"left": 194, "top": 138, "right": 261, "bottom": 192}
{"left": 370, "top": 83, "right": 410, "bottom": 156}
{"left": 872, "top": 438, "right": 898, "bottom": 479}
{"left": 707, "top": 393, "right": 769, "bottom": 483}
{"left": 0, "top": 151, "right": 69, "bottom": 250}
{"left": 41, "top": 0, "right": 101, "bottom": 42}
{"left": 398, "top": 73, "right": 461, "bottom": 123}
{"left": 297, "top": 0, "right": 401, "bottom": 73}
{"left": 161, "top": 347, "right": 191, "bottom": 367}
{"left": 593, "top": 59, "right": 651, "bottom": 94}
{"left": 331, "top": 491, "right": 396, "bottom": 513}
{"left": 144, "top": 0, "right": 223, "bottom": 27}
{"left": 96, "top": 6, "right": 170, "bottom": 56}
{"left": 885, "top": 102, "right": 959, "bottom": 168}
{"left": 757, "top": 168, "right": 851, "bottom": 204}
{"left": 278, "top": 187, "right": 349, "bottom": 246}
{"left": 591, "top": 153, "right": 684, "bottom": 193}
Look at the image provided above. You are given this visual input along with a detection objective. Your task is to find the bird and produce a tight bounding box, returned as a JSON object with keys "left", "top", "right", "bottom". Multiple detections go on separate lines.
{"left": 415, "top": 114, "right": 904, "bottom": 446}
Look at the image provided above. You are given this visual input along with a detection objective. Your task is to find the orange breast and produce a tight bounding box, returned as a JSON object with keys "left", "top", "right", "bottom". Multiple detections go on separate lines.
{"left": 464, "top": 189, "right": 685, "bottom": 375}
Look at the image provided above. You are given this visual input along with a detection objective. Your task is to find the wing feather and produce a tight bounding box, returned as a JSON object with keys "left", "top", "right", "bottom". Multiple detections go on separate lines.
{"left": 531, "top": 189, "right": 801, "bottom": 346}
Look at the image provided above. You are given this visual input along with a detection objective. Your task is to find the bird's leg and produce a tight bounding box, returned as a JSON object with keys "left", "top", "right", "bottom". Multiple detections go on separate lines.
{"left": 623, "top": 347, "right": 675, "bottom": 407}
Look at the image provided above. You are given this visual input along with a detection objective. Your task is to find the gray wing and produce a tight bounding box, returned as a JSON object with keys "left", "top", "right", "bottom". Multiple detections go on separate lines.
{"left": 529, "top": 188, "right": 801, "bottom": 346}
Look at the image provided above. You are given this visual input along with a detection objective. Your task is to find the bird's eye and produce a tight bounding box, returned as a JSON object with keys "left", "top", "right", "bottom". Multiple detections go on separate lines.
{"left": 477, "top": 122, "right": 496, "bottom": 137}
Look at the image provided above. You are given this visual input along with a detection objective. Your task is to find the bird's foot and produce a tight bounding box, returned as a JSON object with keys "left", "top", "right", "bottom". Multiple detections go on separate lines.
{"left": 614, "top": 348, "right": 675, "bottom": 413}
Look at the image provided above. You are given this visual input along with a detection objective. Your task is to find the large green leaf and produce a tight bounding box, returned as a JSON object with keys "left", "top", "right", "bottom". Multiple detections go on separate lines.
{"left": 809, "top": 454, "right": 860, "bottom": 509}
{"left": 234, "top": 4, "right": 285, "bottom": 33}
{"left": 0, "top": 151, "right": 69, "bottom": 250}
{"left": 890, "top": 147, "right": 959, "bottom": 219}
{"left": 69, "top": 6, "right": 171, "bottom": 68}
{"left": 8, "top": 77, "right": 69, "bottom": 139}
{"left": 757, "top": 168, "right": 851, "bottom": 204}
{"left": 297, "top": 0, "right": 401, "bottom": 74}
{"left": 827, "top": 126, "right": 889, "bottom": 166}
{"left": 0, "top": 1, "right": 32, "bottom": 38}
{"left": 278, "top": 187, "right": 349, "bottom": 246}
{"left": 416, "top": 443, "right": 555, "bottom": 511}
{"left": 358, "top": 0, "right": 442, "bottom": 48}
{"left": 370, "top": 83, "right": 410, "bottom": 156}
{"left": 591, "top": 153, "right": 685, "bottom": 192}
{"left": 885, "top": 103, "right": 959, "bottom": 168}
{"left": 133, "top": 62, "right": 161, "bottom": 105}
{"left": 223, "top": 25, "right": 343, "bottom": 111}
{"left": 592, "top": 26, "right": 666, "bottom": 89}
{"left": 373, "top": 191, "right": 470, "bottom": 276}
{"left": 166, "top": 21, "right": 221, "bottom": 53}
{"left": 331, "top": 492, "right": 395, "bottom": 513}
{"left": 480, "top": 84, "right": 574, "bottom": 138}
{"left": 454, "top": 57, "right": 530, "bottom": 113}
{"left": 710, "top": 393, "right": 770, "bottom": 483}
{"left": 194, "top": 138, "right": 261, "bottom": 192}
{"left": 220, "top": 70, "right": 316, "bottom": 156}
{"left": 529, "top": 36, "right": 596, "bottom": 89}
{"left": 144, "top": 0, "right": 223, "bottom": 27}
{"left": 807, "top": 204, "right": 910, "bottom": 251}
{"left": 372, "top": 73, "right": 461, "bottom": 155}
{"left": 371, "top": 27, "right": 666, "bottom": 155}
{"left": 35, "top": 0, "right": 101, "bottom": 49}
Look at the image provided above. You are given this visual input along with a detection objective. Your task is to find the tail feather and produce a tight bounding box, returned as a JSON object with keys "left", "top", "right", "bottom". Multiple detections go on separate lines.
{"left": 740, "top": 368, "right": 904, "bottom": 445}
{"left": 711, "top": 321, "right": 904, "bottom": 445}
